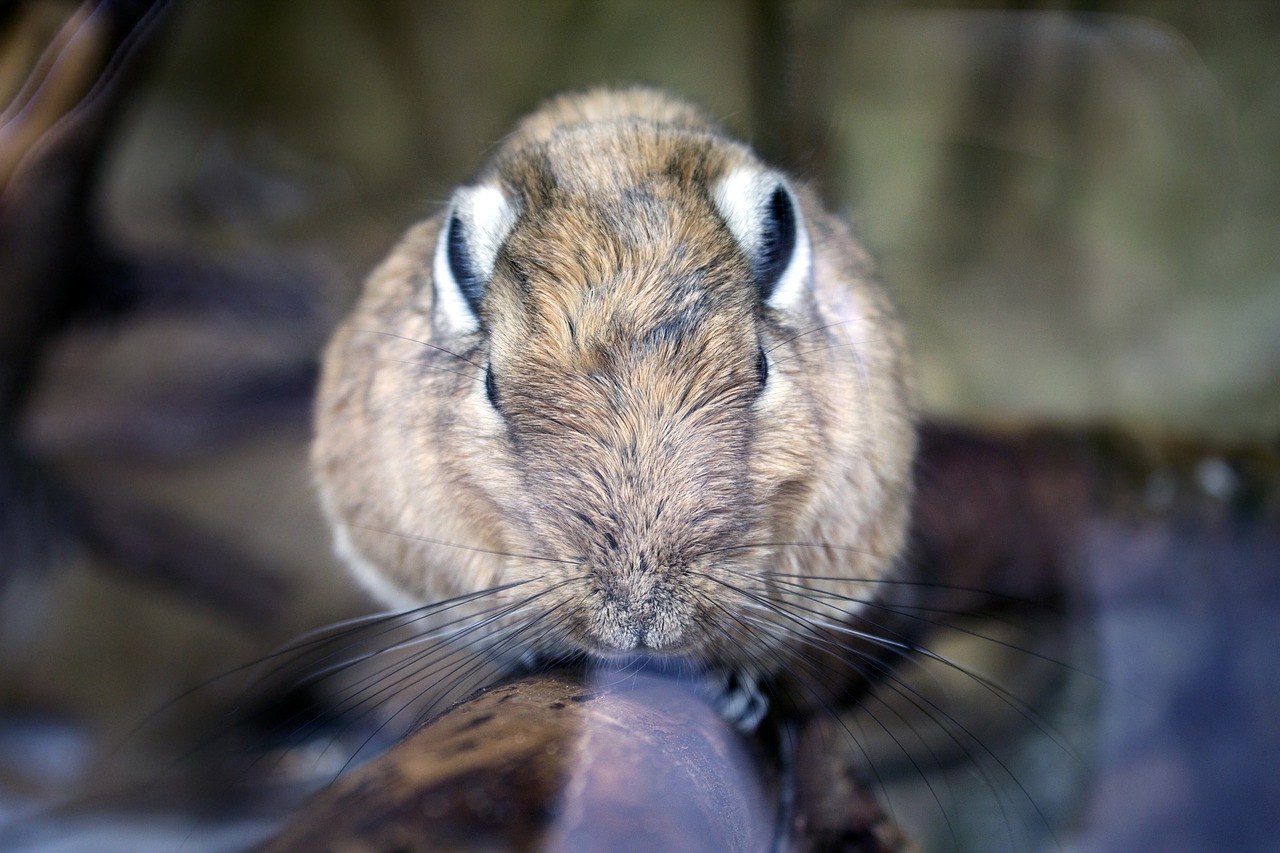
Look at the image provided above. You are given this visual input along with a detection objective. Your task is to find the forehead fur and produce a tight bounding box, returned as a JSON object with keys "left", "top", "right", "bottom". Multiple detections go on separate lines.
{"left": 488, "top": 86, "right": 756, "bottom": 210}
{"left": 507, "top": 86, "right": 720, "bottom": 148}
{"left": 483, "top": 119, "right": 762, "bottom": 378}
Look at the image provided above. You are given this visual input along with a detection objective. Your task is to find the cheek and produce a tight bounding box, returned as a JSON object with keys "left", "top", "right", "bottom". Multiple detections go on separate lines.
{"left": 749, "top": 382, "right": 824, "bottom": 518}
{"left": 464, "top": 380, "right": 507, "bottom": 436}
{"left": 432, "top": 389, "right": 514, "bottom": 494}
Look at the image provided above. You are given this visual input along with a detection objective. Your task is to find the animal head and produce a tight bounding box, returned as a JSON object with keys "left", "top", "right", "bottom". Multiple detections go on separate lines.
{"left": 312, "top": 88, "right": 915, "bottom": 677}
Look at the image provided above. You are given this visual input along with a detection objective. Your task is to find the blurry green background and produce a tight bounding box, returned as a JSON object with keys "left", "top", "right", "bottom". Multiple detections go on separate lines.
{"left": 105, "top": 0, "right": 1280, "bottom": 433}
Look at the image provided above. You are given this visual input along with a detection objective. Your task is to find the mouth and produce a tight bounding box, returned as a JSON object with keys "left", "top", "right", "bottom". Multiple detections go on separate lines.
{"left": 584, "top": 650, "right": 705, "bottom": 679}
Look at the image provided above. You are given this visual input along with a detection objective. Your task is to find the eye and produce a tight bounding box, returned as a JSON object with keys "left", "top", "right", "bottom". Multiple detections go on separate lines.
{"left": 756, "top": 346, "right": 769, "bottom": 389}
{"left": 485, "top": 365, "right": 500, "bottom": 409}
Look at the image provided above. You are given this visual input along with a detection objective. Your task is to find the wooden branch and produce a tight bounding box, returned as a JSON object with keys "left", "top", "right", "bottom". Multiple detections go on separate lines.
{"left": 256, "top": 670, "right": 919, "bottom": 852}
{"left": 259, "top": 672, "right": 787, "bottom": 853}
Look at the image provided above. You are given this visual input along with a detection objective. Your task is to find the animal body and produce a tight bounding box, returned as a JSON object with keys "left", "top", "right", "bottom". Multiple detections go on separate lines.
{"left": 311, "top": 87, "right": 916, "bottom": 727}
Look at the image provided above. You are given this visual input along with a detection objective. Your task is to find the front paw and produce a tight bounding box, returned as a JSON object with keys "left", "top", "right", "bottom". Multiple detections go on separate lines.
{"left": 704, "top": 668, "right": 769, "bottom": 732}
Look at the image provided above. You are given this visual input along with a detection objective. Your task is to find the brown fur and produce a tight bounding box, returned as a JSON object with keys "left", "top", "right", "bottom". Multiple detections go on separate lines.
{"left": 311, "top": 87, "right": 915, "bottom": 690}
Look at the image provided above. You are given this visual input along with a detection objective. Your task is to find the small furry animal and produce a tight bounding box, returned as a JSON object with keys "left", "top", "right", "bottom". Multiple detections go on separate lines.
{"left": 311, "top": 87, "right": 916, "bottom": 728}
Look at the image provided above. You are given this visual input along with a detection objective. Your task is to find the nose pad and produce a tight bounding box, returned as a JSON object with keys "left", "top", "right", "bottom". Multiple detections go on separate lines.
{"left": 585, "top": 553, "right": 693, "bottom": 653}
{"left": 586, "top": 576, "right": 659, "bottom": 652}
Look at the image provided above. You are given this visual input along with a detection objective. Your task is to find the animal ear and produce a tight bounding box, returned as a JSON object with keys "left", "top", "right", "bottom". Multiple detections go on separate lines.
{"left": 713, "top": 167, "right": 812, "bottom": 312}
{"left": 432, "top": 184, "right": 520, "bottom": 334}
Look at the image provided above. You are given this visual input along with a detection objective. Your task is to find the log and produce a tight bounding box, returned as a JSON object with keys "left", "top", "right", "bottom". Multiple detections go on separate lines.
{"left": 259, "top": 672, "right": 784, "bottom": 853}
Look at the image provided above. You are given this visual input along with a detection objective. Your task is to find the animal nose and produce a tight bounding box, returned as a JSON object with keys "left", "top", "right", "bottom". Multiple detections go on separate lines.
{"left": 589, "top": 619, "right": 685, "bottom": 654}
{"left": 587, "top": 563, "right": 690, "bottom": 653}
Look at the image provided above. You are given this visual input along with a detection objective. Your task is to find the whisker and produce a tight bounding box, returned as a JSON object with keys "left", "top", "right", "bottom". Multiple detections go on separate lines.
{"left": 782, "top": 602, "right": 1082, "bottom": 768}
{"left": 109, "top": 588, "right": 521, "bottom": 757}
{"left": 262, "top": 584, "right": 569, "bottom": 739}
{"left": 351, "top": 523, "right": 582, "bottom": 567}
{"left": 272, "top": 594, "right": 537, "bottom": 708}
{"left": 321, "top": 582, "right": 576, "bottom": 710}
{"left": 233, "top": 595, "right": 570, "bottom": 790}
{"left": 692, "top": 539, "right": 1072, "bottom": 613}
{"left": 709, "top": 577, "right": 1067, "bottom": 850}
{"left": 732, "top": 569, "right": 1092, "bottom": 684}
{"left": 772, "top": 338, "right": 891, "bottom": 367}
{"left": 238, "top": 583, "right": 535, "bottom": 700}
{"left": 154, "top": 581, "right": 562, "bottom": 798}
{"left": 691, "top": 538, "right": 892, "bottom": 566}
{"left": 371, "top": 355, "right": 483, "bottom": 383}
{"left": 729, "top": 603, "right": 1037, "bottom": 851}
{"left": 315, "top": 617, "right": 514, "bottom": 746}
{"left": 326, "top": 603, "right": 577, "bottom": 779}
{"left": 351, "top": 327, "right": 485, "bottom": 371}
{"left": 765, "top": 314, "right": 892, "bottom": 356}
{"left": 726, "top": 609, "right": 964, "bottom": 849}
{"left": 690, "top": 585, "right": 962, "bottom": 847}
{"left": 717, "top": 568, "right": 1087, "bottom": 765}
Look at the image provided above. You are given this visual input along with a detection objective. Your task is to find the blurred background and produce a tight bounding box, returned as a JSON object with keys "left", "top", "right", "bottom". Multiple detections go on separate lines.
{"left": 0, "top": 1, "right": 1277, "bottom": 850}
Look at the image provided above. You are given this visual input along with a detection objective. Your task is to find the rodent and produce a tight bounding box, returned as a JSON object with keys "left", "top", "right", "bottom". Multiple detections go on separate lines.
{"left": 311, "top": 87, "right": 916, "bottom": 727}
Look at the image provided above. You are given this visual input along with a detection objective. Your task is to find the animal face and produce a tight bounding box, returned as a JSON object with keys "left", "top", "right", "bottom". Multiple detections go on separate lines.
{"left": 312, "top": 88, "right": 915, "bottom": 682}
{"left": 427, "top": 120, "right": 822, "bottom": 661}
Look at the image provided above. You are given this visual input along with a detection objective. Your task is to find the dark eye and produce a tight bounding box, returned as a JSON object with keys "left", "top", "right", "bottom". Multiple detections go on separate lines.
{"left": 756, "top": 346, "right": 769, "bottom": 389}
{"left": 485, "top": 366, "right": 500, "bottom": 409}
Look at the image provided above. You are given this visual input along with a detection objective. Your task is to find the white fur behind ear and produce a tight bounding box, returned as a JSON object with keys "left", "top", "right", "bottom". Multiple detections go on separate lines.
{"left": 431, "top": 184, "right": 519, "bottom": 335}
{"left": 714, "top": 168, "right": 773, "bottom": 259}
{"left": 459, "top": 184, "right": 520, "bottom": 280}
{"left": 713, "top": 167, "right": 812, "bottom": 313}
